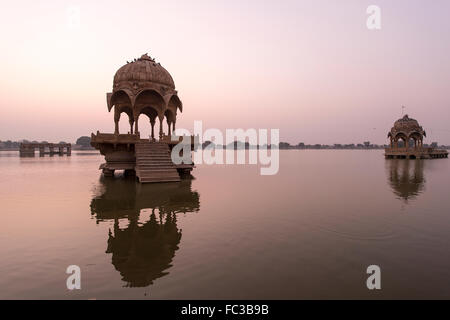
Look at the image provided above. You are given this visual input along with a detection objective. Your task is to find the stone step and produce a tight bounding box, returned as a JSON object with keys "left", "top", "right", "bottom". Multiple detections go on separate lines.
{"left": 139, "top": 175, "right": 181, "bottom": 180}
{"left": 136, "top": 150, "right": 169, "bottom": 152}
{"left": 136, "top": 158, "right": 172, "bottom": 162}
{"left": 135, "top": 142, "right": 180, "bottom": 183}
{"left": 135, "top": 154, "right": 171, "bottom": 157}
{"left": 138, "top": 173, "right": 180, "bottom": 179}
{"left": 136, "top": 165, "right": 175, "bottom": 169}
{"left": 136, "top": 154, "right": 172, "bottom": 157}
{"left": 137, "top": 171, "right": 180, "bottom": 176}
{"left": 136, "top": 158, "right": 173, "bottom": 161}
{"left": 137, "top": 167, "right": 180, "bottom": 172}
{"left": 136, "top": 150, "right": 169, "bottom": 153}
{"left": 137, "top": 168, "right": 175, "bottom": 172}
{"left": 138, "top": 171, "right": 178, "bottom": 175}
{"left": 137, "top": 158, "right": 171, "bottom": 161}
{"left": 136, "top": 160, "right": 173, "bottom": 164}
{"left": 136, "top": 144, "right": 168, "bottom": 148}
{"left": 136, "top": 161, "right": 173, "bottom": 165}
{"left": 136, "top": 159, "right": 173, "bottom": 163}
{"left": 140, "top": 178, "right": 180, "bottom": 182}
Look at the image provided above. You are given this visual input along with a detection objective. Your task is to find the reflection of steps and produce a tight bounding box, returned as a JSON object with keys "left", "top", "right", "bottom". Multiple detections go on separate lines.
{"left": 135, "top": 142, "right": 180, "bottom": 183}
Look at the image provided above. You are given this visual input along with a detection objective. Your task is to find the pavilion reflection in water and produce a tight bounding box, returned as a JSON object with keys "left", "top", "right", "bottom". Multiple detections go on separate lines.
{"left": 90, "top": 178, "right": 200, "bottom": 287}
{"left": 386, "top": 159, "right": 425, "bottom": 203}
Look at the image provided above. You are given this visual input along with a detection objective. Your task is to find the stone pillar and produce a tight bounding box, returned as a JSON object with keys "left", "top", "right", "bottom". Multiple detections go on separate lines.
{"left": 168, "top": 120, "right": 172, "bottom": 136}
{"left": 173, "top": 121, "right": 176, "bottom": 133}
{"left": 135, "top": 116, "right": 139, "bottom": 135}
{"left": 19, "top": 144, "right": 35, "bottom": 157}
{"left": 67, "top": 145, "right": 72, "bottom": 156}
{"left": 114, "top": 109, "right": 120, "bottom": 134}
{"left": 150, "top": 119, "right": 155, "bottom": 140}
{"left": 129, "top": 119, "right": 134, "bottom": 134}
{"left": 159, "top": 117, "right": 163, "bottom": 139}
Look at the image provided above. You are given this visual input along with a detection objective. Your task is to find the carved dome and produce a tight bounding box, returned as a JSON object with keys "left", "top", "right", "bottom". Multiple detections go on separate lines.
{"left": 388, "top": 114, "right": 426, "bottom": 138}
{"left": 113, "top": 54, "right": 175, "bottom": 90}
{"left": 393, "top": 115, "right": 421, "bottom": 131}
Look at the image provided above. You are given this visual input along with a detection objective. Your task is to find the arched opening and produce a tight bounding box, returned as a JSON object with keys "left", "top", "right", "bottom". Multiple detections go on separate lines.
{"left": 409, "top": 132, "right": 423, "bottom": 149}
{"left": 134, "top": 90, "right": 165, "bottom": 137}
{"left": 109, "top": 90, "right": 132, "bottom": 111}
{"left": 164, "top": 109, "right": 176, "bottom": 136}
{"left": 117, "top": 107, "right": 134, "bottom": 134}
{"left": 136, "top": 106, "right": 159, "bottom": 140}
{"left": 168, "top": 95, "right": 182, "bottom": 113}
{"left": 394, "top": 133, "right": 408, "bottom": 148}
{"left": 135, "top": 90, "right": 165, "bottom": 113}
{"left": 111, "top": 90, "right": 133, "bottom": 134}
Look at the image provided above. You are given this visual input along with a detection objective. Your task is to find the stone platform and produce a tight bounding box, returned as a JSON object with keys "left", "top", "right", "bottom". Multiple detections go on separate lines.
{"left": 384, "top": 147, "right": 448, "bottom": 159}
{"left": 91, "top": 132, "right": 198, "bottom": 183}
{"left": 19, "top": 142, "right": 71, "bottom": 157}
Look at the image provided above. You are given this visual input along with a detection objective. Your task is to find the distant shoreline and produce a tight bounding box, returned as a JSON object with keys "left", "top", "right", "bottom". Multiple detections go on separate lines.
{"left": 0, "top": 147, "right": 96, "bottom": 151}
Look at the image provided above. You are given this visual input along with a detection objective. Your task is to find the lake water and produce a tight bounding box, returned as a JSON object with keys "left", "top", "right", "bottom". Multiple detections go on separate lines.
{"left": 1, "top": 150, "right": 450, "bottom": 299}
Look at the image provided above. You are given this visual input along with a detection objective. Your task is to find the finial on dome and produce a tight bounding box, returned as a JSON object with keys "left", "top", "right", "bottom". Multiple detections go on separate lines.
{"left": 139, "top": 53, "right": 155, "bottom": 62}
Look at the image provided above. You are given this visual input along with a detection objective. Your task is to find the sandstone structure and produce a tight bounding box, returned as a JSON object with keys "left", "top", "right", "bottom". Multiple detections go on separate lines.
{"left": 91, "top": 54, "right": 197, "bottom": 182}
{"left": 385, "top": 115, "right": 448, "bottom": 159}
{"left": 19, "top": 142, "right": 71, "bottom": 157}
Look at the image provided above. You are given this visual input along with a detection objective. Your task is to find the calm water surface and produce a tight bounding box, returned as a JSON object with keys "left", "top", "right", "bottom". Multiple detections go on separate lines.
{"left": 0, "top": 150, "right": 450, "bottom": 299}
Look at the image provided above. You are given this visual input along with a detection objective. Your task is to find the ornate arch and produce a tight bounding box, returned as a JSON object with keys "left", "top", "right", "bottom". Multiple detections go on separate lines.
{"left": 394, "top": 132, "right": 408, "bottom": 142}
{"left": 108, "top": 89, "right": 133, "bottom": 112}
{"left": 111, "top": 91, "right": 134, "bottom": 134}
{"left": 134, "top": 89, "right": 166, "bottom": 117}
{"left": 408, "top": 131, "right": 424, "bottom": 149}
{"left": 168, "top": 94, "right": 183, "bottom": 113}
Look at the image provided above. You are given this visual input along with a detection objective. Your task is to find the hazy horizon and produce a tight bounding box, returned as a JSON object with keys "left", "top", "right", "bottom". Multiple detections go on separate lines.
{"left": 1, "top": 0, "right": 450, "bottom": 145}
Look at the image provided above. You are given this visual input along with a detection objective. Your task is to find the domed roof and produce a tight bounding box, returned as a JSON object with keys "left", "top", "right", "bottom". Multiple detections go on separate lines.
{"left": 113, "top": 54, "right": 175, "bottom": 90}
{"left": 388, "top": 114, "right": 426, "bottom": 138}
{"left": 394, "top": 114, "right": 421, "bottom": 130}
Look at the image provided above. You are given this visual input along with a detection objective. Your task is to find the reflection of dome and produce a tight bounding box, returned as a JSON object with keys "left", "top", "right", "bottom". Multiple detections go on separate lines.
{"left": 106, "top": 212, "right": 181, "bottom": 287}
{"left": 386, "top": 159, "right": 425, "bottom": 202}
{"left": 90, "top": 178, "right": 200, "bottom": 288}
{"left": 113, "top": 53, "right": 175, "bottom": 90}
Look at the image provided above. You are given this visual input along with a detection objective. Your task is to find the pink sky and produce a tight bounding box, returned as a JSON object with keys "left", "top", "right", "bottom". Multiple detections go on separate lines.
{"left": 1, "top": 0, "right": 449, "bottom": 144}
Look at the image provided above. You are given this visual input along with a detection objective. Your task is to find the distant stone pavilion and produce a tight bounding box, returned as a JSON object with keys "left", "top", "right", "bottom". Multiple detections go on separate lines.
{"left": 385, "top": 115, "right": 448, "bottom": 159}
{"left": 19, "top": 142, "right": 71, "bottom": 157}
{"left": 91, "top": 54, "right": 197, "bottom": 183}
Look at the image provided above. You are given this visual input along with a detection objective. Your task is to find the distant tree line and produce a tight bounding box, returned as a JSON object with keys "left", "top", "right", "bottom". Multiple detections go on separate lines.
{"left": 75, "top": 136, "right": 93, "bottom": 149}
{"left": 1, "top": 137, "right": 448, "bottom": 151}
{"left": 200, "top": 141, "right": 450, "bottom": 150}
{"left": 0, "top": 136, "right": 94, "bottom": 150}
